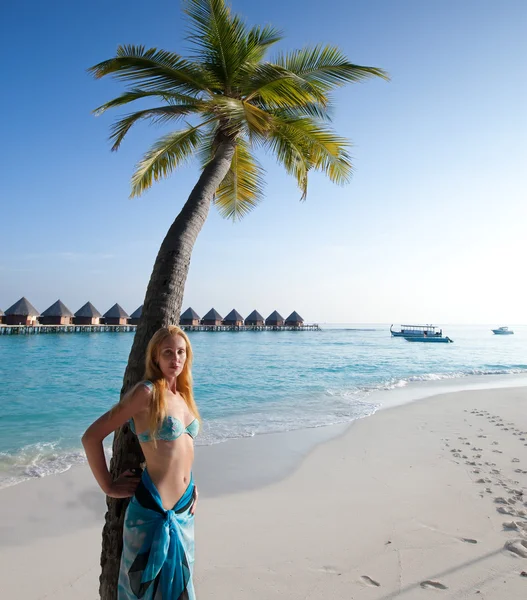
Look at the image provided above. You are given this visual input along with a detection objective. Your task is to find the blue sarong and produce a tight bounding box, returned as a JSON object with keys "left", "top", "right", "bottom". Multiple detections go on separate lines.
{"left": 118, "top": 469, "right": 196, "bottom": 599}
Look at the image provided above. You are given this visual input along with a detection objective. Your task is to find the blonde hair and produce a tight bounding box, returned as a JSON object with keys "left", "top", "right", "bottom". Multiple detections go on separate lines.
{"left": 143, "top": 325, "right": 201, "bottom": 440}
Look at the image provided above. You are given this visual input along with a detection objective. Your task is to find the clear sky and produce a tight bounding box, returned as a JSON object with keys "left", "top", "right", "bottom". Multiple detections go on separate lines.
{"left": 1, "top": 0, "right": 526, "bottom": 324}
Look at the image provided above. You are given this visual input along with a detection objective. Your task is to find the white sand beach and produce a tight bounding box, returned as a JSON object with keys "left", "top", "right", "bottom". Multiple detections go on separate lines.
{"left": 1, "top": 384, "right": 527, "bottom": 599}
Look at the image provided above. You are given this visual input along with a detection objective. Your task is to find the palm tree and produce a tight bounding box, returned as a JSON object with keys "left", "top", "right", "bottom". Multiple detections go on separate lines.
{"left": 90, "top": 0, "right": 387, "bottom": 596}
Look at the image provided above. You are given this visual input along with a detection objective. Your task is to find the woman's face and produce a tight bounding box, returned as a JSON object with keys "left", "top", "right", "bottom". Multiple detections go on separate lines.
{"left": 157, "top": 334, "right": 187, "bottom": 379}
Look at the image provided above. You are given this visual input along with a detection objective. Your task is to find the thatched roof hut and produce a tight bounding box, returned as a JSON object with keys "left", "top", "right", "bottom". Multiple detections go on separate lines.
{"left": 245, "top": 310, "right": 265, "bottom": 326}
{"left": 265, "top": 310, "right": 285, "bottom": 327}
{"left": 4, "top": 297, "right": 40, "bottom": 325}
{"left": 40, "top": 300, "right": 74, "bottom": 325}
{"left": 129, "top": 305, "right": 143, "bottom": 325}
{"left": 74, "top": 301, "right": 102, "bottom": 325}
{"left": 285, "top": 311, "right": 304, "bottom": 327}
{"left": 180, "top": 307, "right": 201, "bottom": 326}
{"left": 103, "top": 303, "right": 130, "bottom": 325}
{"left": 223, "top": 309, "right": 244, "bottom": 326}
{"left": 202, "top": 308, "right": 223, "bottom": 326}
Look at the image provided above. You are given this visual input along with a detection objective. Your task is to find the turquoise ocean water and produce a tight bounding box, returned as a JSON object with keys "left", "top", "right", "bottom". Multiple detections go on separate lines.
{"left": 0, "top": 324, "right": 526, "bottom": 487}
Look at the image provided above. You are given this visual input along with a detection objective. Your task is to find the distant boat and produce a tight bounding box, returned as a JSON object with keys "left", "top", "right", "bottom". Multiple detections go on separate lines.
{"left": 391, "top": 324, "right": 443, "bottom": 338}
{"left": 404, "top": 335, "right": 454, "bottom": 343}
{"left": 492, "top": 326, "right": 514, "bottom": 335}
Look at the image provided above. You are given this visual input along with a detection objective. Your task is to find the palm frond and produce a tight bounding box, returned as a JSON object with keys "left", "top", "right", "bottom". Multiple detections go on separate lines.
{"left": 109, "top": 105, "right": 202, "bottom": 151}
{"left": 262, "top": 125, "right": 311, "bottom": 200}
{"left": 88, "top": 45, "right": 216, "bottom": 96}
{"left": 214, "top": 138, "right": 265, "bottom": 220}
{"left": 244, "top": 63, "right": 328, "bottom": 108}
{"left": 94, "top": 89, "right": 203, "bottom": 115}
{"left": 184, "top": 0, "right": 248, "bottom": 88}
{"left": 273, "top": 116, "right": 353, "bottom": 186}
{"left": 130, "top": 122, "right": 211, "bottom": 197}
{"left": 244, "top": 24, "right": 283, "bottom": 64}
{"left": 274, "top": 45, "right": 389, "bottom": 95}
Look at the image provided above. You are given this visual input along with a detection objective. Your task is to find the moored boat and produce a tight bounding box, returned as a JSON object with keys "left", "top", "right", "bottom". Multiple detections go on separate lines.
{"left": 391, "top": 324, "right": 442, "bottom": 337}
{"left": 492, "top": 326, "right": 514, "bottom": 335}
{"left": 404, "top": 335, "right": 453, "bottom": 343}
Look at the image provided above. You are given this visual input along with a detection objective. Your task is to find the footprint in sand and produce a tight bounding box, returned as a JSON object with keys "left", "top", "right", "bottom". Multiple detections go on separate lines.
{"left": 461, "top": 538, "right": 478, "bottom": 544}
{"left": 360, "top": 575, "right": 380, "bottom": 587}
{"left": 504, "top": 539, "right": 527, "bottom": 558}
{"left": 502, "top": 521, "right": 527, "bottom": 533}
{"left": 420, "top": 580, "right": 448, "bottom": 590}
{"left": 497, "top": 506, "right": 517, "bottom": 516}
{"left": 512, "top": 458, "right": 520, "bottom": 463}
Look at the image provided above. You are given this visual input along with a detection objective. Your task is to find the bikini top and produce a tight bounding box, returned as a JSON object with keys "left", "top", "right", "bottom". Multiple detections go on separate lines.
{"left": 128, "top": 381, "right": 200, "bottom": 443}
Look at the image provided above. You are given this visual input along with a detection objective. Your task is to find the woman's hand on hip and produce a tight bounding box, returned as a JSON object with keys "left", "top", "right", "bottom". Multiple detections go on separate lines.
{"left": 106, "top": 469, "right": 141, "bottom": 498}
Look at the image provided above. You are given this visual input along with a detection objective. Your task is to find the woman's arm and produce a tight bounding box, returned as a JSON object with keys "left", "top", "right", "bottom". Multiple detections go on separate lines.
{"left": 81, "top": 382, "right": 151, "bottom": 496}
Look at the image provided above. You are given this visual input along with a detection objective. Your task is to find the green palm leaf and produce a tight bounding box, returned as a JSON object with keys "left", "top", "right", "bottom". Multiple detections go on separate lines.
{"left": 214, "top": 138, "right": 265, "bottom": 220}
{"left": 130, "top": 123, "right": 210, "bottom": 197}
{"left": 94, "top": 89, "right": 203, "bottom": 115}
{"left": 109, "top": 105, "right": 203, "bottom": 151}
{"left": 89, "top": 45, "right": 216, "bottom": 96}
{"left": 275, "top": 45, "right": 389, "bottom": 94}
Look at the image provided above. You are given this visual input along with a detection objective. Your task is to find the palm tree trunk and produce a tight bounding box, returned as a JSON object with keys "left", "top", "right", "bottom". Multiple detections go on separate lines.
{"left": 98, "top": 137, "right": 236, "bottom": 599}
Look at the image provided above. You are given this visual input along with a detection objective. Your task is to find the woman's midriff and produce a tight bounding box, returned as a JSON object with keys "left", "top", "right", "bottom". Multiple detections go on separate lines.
{"left": 140, "top": 437, "right": 195, "bottom": 510}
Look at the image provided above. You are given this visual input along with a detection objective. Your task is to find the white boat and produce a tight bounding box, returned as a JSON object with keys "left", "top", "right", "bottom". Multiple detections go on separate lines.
{"left": 492, "top": 326, "right": 514, "bottom": 335}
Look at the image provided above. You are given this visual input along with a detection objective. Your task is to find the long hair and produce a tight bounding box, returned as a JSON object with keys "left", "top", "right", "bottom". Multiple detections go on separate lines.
{"left": 143, "top": 325, "right": 201, "bottom": 439}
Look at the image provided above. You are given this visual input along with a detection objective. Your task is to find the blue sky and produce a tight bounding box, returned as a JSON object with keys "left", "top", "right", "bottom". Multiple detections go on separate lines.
{"left": 1, "top": 0, "right": 526, "bottom": 324}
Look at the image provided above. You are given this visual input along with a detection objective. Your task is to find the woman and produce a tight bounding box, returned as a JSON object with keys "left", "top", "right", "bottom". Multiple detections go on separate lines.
{"left": 82, "top": 325, "right": 200, "bottom": 599}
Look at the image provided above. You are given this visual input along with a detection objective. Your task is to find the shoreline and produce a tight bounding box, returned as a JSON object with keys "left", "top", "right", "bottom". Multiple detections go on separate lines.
{"left": 1, "top": 383, "right": 527, "bottom": 597}
{"left": 2, "top": 371, "right": 527, "bottom": 491}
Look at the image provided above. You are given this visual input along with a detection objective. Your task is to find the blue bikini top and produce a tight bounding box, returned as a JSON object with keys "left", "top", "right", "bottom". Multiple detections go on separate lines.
{"left": 129, "top": 381, "right": 199, "bottom": 443}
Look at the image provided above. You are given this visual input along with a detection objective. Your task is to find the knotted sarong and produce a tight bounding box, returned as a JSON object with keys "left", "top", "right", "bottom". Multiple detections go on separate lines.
{"left": 118, "top": 469, "right": 196, "bottom": 599}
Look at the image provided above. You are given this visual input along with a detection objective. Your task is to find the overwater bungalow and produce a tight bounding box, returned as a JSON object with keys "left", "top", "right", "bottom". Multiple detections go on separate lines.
{"left": 223, "top": 309, "right": 244, "bottom": 327}
{"left": 129, "top": 305, "right": 142, "bottom": 325}
{"left": 74, "top": 302, "right": 102, "bottom": 325}
{"left": 202, "top": 308, "right": 223, "bottom": 326}
{"left": 4, "top": 297, "right": 39, "bottom": 325}
{"left": 39, "top": 300, "right": 74, "bottom": 325}
{"left": 103, "top": 303, "right": 130, "bottom": 325}
{"left": 265, "top": 310, "right": 285, "bottom": 327}
{"left": 180, "top": 307, "right": 201, "bottom": 326}
{"left": 245, "top": 310, "right": 265, "bottom": 326}
{"left": 0, "top": 309, "right": 3, "bottom": 324}
{"left": 285, "top": 311, "right": 304, "bottom": 327}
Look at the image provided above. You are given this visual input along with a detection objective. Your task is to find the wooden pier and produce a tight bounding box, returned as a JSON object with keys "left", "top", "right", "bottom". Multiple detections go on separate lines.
{"left": 0, "top": 324, "right": 136, "bottom": 335}
{"left": 0, "top": 323, "right": 320, "bottom": 335}
{"left": 178, "top": 324, "right": 321, "bottom": 332}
